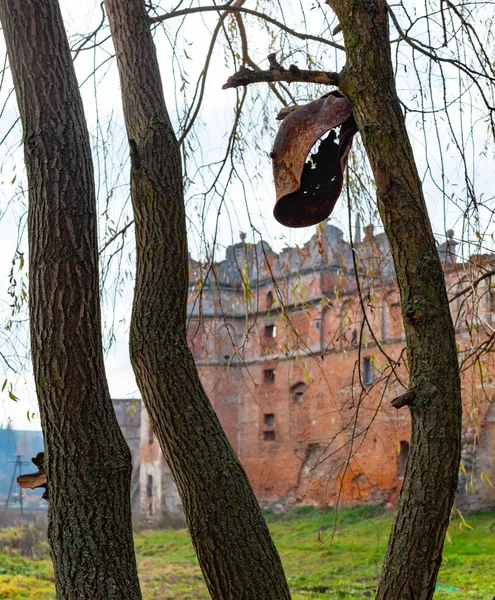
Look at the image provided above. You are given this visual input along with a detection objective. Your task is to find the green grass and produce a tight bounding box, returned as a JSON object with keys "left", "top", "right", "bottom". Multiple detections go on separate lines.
{"left": 1, "top": 508, "right": 494, "bottom": 599}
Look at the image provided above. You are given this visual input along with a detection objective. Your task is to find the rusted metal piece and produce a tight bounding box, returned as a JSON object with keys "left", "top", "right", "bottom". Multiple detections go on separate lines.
{"left": 17, "top": 451, "right": 48, "bottom": 500}
{"left": 272, "top": 91, "right": 357, "bottom": 228}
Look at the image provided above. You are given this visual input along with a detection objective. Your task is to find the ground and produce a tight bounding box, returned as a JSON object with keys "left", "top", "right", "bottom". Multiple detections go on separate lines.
{"left": 0, "top": 508, "right": 494, "bottom": 599}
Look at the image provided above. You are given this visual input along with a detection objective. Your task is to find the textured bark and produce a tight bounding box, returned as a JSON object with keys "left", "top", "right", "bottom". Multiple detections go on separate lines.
{"left": 103, "top": 1, "right": 291, "bottom": 598}
{"left": 0, "top": 1, "right": 142, "bottom": 597}
{"left": 326, "top": 1, "right": 462, "bottom": 598}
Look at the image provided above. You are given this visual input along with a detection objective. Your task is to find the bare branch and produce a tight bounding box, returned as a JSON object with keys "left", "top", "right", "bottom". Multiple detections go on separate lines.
{"left": 71, "top": 1, "right": 106, "bottom": 60}
{"left": 233, "top": 14, "right": 291, "bottom": 106}
{"left": 150, "top": 5, "right": 345, "bottom": 51}
{"left": 449, "top": 268, "right": 495, "bottom": 303}
{"left": 223, "top": 63, "right": 340, "bottom": 90}
{"left": 99, "top": 220, "right": 134, "bottom": 255}
{"left": 388, "top": 5, "right": 495, "bottom": 97}
{"left": 391, "top": 390, "right": 416, "bottom": 409}
{"left": 177, "top": 1, "right": 239, "bottom": 146}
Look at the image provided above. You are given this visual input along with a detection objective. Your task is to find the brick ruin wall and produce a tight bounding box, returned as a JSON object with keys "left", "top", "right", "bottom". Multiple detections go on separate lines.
{"left": 132, "top": 222, "right": 495, "bottom": 520}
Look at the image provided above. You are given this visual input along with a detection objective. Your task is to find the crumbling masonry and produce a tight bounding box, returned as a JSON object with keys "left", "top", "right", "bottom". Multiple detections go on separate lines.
{"left": 119, "top": 221, "right": 495, "bottom": 522}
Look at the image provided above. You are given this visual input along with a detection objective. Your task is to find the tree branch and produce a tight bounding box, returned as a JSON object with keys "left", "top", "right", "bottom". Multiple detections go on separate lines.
{"left": 391, "top": 390, "right": 416, "bottom": 409}
{"left": 99, "top": 220, "right": 134, "bottom": 255}
{"left": 233, "top": 15, "right": 293, "bottom": 106}
{"left": 150, "top": 5, "right": 344, "bottom": 51}
{"left": 448, "top": 268, "right": 495, "bottom": 303}
{"left": 223, "top": 63, "right": 340, "bottom": 90}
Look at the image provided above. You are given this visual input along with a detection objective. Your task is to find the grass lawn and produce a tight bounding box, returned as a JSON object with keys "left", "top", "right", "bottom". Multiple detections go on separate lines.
{"left": 0, "top": 508, "right": 494, "bottom": 599}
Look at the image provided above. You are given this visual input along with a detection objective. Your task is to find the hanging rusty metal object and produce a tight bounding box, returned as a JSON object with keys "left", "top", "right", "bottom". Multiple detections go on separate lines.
{"left": 272, "top": 91, "right": 358, "bottom": 228}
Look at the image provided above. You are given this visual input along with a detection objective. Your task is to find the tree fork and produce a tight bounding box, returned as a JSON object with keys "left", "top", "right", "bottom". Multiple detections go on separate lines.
{"left": 103, "top": 0, "right": 291, "bottom": 598}
{"left": 326, "top": 1, "right": 462, "bottom": 598}
{"left": 0, "top": 0, "right": 142, "bottom": 597}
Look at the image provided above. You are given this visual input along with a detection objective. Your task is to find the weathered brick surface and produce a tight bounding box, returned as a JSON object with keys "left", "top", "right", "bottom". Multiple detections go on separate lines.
{"left": 134, "top": 223, "right": 495, "bottom": 518}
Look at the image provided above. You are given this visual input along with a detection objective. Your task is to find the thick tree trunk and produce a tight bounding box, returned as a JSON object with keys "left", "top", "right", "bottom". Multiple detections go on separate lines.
{"left": 0, "top": 1, "right": 142, "bottom": 597}
{"left": 103, "top": 1, "right": 291, "bottom": 598}
{"left": 327, "top": 1, "right": 462, "bottom": 598}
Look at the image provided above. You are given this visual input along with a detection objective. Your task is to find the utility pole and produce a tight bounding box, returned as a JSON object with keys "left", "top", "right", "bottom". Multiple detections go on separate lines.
{"left": 5, "top": 453, "right": 28, "bottom": 514}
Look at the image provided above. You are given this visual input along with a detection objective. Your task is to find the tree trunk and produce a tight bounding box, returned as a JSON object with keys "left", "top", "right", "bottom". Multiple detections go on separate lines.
{"left": 103, "top": 1, "right": 291, "bottom": 598}
{"left": 326, "top": 1, "right": 462, "bottom": 598}
{"left": 0, "top": 1, "right": 142, "bottom": 597}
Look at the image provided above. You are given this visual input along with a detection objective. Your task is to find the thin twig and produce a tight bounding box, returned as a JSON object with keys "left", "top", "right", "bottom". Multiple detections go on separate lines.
{"left": 233, "top": 13, "right": 291, "bottom": 106}
{"left": 99, "top": 220, "right": 134, "bottom": 255}
{"left": 150, "top": 5, "right": 345, "bottom": 51}
{"left": 449, "top": 268, "right": 495, "bottom": 303}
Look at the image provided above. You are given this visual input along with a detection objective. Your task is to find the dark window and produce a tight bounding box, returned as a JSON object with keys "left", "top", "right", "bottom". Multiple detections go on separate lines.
{"left": 291, "top": 381, "right": 308, "bottom": 402}
{"left": 398, "top": 441, "right": 409, "bottom": 478}
{"left": 264, "top": 324, "right": 277, "bottom": 338}
{"left": 315, "top": 320, "right": 321, "bottom": 330}
{"left": 266, "top": 291, "right": 274, "bottom": 308}
{"left": 148, "top": 422, "right": 154, "bottom": 445}
{"left": 264, "top": 413, "right": 275, "bottom": 427}
{"left": 146, "top": 474, "right": 153, "bottom": 498}
{"left": 350, "top": 329, "right": 357, "bottom": 345}
{"left": 263, "top": 431, "right": 276, "bottom": 441}
{"left": 362, "top": 356, "right": 374, "bottom": 386}
{"left": 485, "top": 290, "right": 494, "bottom": 325}
{"left": 263, "top": 369, "right": 275, "bottom": 383}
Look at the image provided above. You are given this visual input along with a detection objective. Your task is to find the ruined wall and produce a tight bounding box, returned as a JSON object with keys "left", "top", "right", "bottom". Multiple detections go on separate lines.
{"left": 136, "top": 406, "right": 185, "bottom": 525}
{"left": 188, "top": 223, "right": 495, "bottom": 511}
{"left": 131, "top": 222, "right": 495, "bottom": 517}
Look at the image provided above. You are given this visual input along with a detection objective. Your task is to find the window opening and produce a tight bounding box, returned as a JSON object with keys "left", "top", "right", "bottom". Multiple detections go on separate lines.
{"left": 146, "top": 474, "right": 153, "bottom": 498}
{"left": 264, "top": 413, "right": 275, "bottom": 427}
{"left": 291, "top": 381, "right": 308, "bottom": 402}
{"left": 264, "top": 324, "right": 277, "bottom": 338}
{"left": 263, "top": 431, "right": 276, "bottom": 441}
{"left": 263, "top": 369, "right": 275, "bottom": 383}
{"left": 362, "top": 356, "right": 374, "bottom": 386}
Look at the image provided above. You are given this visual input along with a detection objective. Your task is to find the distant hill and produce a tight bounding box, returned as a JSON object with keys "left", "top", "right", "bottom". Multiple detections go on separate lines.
{"left": 0, "top": 428, "right": 44, "bottom": 496}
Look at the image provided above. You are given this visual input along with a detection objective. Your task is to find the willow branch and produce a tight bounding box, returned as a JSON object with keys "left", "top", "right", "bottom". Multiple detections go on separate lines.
{"left": 449, "top": 268, "right": 495, "bottom": 303}
{"left": 223, "top": 63, "right": 340, "bottom": 89}
{"left": 150, "top": 5, "right": 344, "bottom": 51}
{"left": 388, "top": 5, "right": 495, "bottom": 88}
{"left": 233, "top": 11, "right": 291, "bottom": 106}
{"left": 99, "top": 220, "right": 134, "bottom": 255}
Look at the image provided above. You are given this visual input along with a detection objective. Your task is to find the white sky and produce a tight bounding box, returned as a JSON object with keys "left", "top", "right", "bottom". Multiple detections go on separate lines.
{"left": 0, "top": 1, "right": 493, "bottom": 430}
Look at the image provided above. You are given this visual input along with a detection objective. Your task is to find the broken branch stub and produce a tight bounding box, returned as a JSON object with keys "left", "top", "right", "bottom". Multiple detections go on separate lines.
{"left": 272, "top": 91, "right": 357, "bottom": 228}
